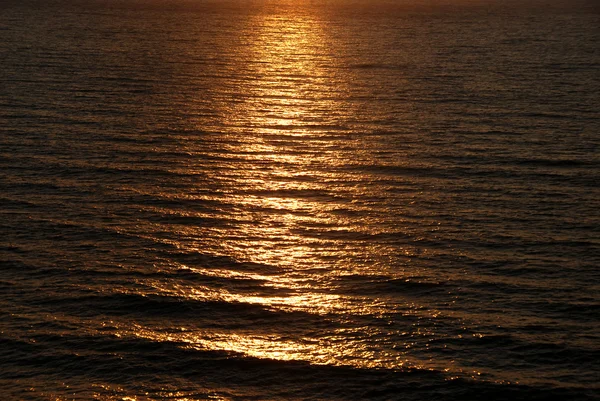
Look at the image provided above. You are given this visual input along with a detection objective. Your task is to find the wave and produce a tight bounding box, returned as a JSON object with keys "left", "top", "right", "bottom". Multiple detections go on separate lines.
{"left": 334, "top": 274, "right": 452, "bottom": 298}
{"left": 26, "top": 291, "right": 326, "bottom": 331}
{"left": 1, "top": 331, "right": 596, "bottom": 400}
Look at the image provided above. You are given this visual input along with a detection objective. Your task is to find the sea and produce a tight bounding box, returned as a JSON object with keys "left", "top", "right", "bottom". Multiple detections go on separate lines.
{"left": 1, "top": 0, "right": 599, "bottom": 399}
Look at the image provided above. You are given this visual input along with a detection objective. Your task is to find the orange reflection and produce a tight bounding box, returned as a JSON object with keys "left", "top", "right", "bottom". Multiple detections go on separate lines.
{"left": 136, "top": 7, "right": 428, "bottom": 374}
{"left": 204, "top": 12, "right": 349, "bottom": 274}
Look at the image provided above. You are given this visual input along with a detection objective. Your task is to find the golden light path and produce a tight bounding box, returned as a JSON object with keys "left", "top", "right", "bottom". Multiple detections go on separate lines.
{"left": 117, "top": 8, "right": 448, "bottom": 376}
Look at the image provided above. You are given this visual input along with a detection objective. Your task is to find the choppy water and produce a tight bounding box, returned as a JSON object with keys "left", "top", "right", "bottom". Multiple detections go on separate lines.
{"left": 1, "top": 0, "right": 599, "bottom": 399}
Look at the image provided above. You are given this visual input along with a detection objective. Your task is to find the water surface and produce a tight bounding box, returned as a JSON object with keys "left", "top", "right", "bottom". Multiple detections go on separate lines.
{"left": 1, "top": 0, "right": 599, "bottom": 399}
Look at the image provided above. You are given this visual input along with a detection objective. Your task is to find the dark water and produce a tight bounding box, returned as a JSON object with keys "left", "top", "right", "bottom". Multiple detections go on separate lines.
{"left": 1, "top": 0, "right": 599, "bottom": 399}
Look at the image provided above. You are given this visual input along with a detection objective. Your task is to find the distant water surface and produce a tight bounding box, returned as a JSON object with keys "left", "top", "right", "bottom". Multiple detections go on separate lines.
{"left": 1, "top": 0, "right": 599, "bottom": 399}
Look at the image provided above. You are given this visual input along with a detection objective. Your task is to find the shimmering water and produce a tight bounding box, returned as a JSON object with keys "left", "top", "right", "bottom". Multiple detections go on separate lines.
{"left": 1, "top": 0, "right": 599, "bottom": 399}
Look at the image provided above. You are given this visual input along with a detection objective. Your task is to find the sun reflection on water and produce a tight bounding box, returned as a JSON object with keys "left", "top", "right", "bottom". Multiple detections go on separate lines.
{"left": 137, "top": 7, "right": 430, "bottom": 374}
{"left": 203, "top": 12, "right": 354, "bottom": 272}
{"left": 123, "top": 322, "right": 416, "bottom": 372}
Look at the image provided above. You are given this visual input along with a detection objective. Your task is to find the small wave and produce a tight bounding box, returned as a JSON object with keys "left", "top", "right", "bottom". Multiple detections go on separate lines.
{"left": 2, "top": 330, "right": 594, "bottom": 400}
{"left": 514, "top": 158, "right": 592, "bottom": 168}
{"left": 161, "top": 249, "right": 282, "bottom": 274}
{"left": 334, "top": 274, "right": 451, "bottom": 297}
{"left": 33, "top": 291, "right": 325, "bottom": 331}
{"left": 347, "top": 63, "right": 408, "bottom": 71}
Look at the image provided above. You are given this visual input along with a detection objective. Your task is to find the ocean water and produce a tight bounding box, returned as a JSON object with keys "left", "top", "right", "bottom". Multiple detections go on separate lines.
{"left": 1, "top": 0, "right": 599, "bottom": 399}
